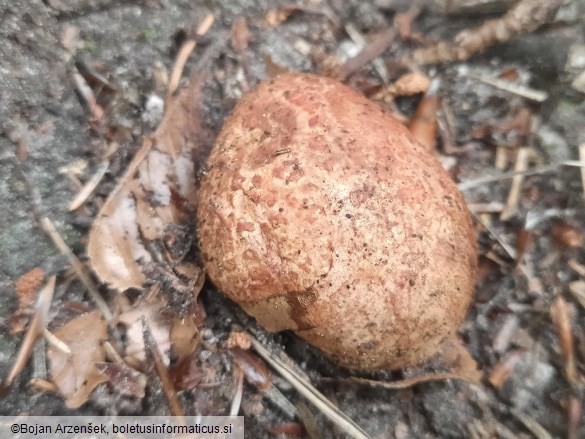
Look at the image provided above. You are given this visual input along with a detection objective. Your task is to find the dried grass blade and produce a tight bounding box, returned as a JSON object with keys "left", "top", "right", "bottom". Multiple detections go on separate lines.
{"left": 143, "top": 320, "right": 184, "bottom": 417}
{"left": 250, "top": 337, "right": 372, "bottom": 439}
{"left": 68, "top": 160, "right": 109, "bottom": 211}
{"left": 511, "top": 410, "right": 553, "bottom": 439}
{"left": 458, "top": 161, "right": 585, "bottom": 191}
{"left": 166, "top": 13, "right": 214, "bottom": 101}
{"left": 579, "top": 143, "right": 585, "bottom": 198}
{"left": 350, "top": 370, "right": 481, "bottom": 390}
{"left": 469, "top": 74, "right": 548, "bottom": 102}
{"left": 167, "top": 39, "right": 197, "bottom": 100}
{"left": 229, "top": 367, "right": 244, "bottom": 416}
{"left": 41, "top": 217, "right": 112, "bottom": 321}
{"left": 336, "top": 28, "right": 396, "bottom": 81}
{"left": 501, "top": 147, "right": 529, "bottom": 221}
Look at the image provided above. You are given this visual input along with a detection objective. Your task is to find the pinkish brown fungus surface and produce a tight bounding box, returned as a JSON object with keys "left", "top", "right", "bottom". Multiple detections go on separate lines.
{"left": 197, "top": 73, "right": 477, "bottom": 370}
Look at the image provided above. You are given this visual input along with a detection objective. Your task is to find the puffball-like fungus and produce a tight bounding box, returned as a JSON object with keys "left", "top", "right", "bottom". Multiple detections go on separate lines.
{"left": 197, "top": 73, "right": 477, "bottom": 370}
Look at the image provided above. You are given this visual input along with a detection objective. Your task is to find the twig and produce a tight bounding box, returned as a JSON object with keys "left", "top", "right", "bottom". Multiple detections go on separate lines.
{"left": 511, "top": 409, "right": 553, "bottom": 439}
{"left": 495, "top": 145, "right": 508, "bottom": 170}
{"left": 471, "top": 210, "right": 516, "bottom": 260}
{"left": 166, "top": 13, "right": 214, "bottom": 101}
{"left": 458, "top": 161, "right": 585, "bottom": 191}
{"left": 250, "top": 337, "right": 373, "bottom": 439}
{"left": 501, "top": 147, "right": 530, "bottom": 220}
{"left": 230, "top": 347, "right": 297, "bottom": 418}
{"left": 469, "top": 73, "right": 548, "bottom": 102}
{"left": 167, "top": 39, "right": 197, "bottom": 100}
{"left": 411, "top": 0, "right": 563, "bottom": 65}
{"left": 229, "top": 367, "right": 244, "bottom": 416}
{"left": 68, "top": 160, "right": 109, "bottom": 211}
{"left": 72, "top": 70, "right": 104, "bottom": 120}
{"left": 467, "top": 202, "right": 504, "bottom": 213}
{"left": 579, "top": 144, "right": 585, "bottom": 199}
{"left": 103, "top": 341, "right": 125, "bottom": 364}
{"left": 348, "top": 372, "right": 480, "bottom": 390}
{"left": 40, "top": 217, "right": 113, "bottom": 321}
{"left": 263, "top": 386, "right": 298, "bottom": 419}
{"left": 3, "top": 276, "right": 56, "bottom": 388}
{"left": 344, "top": 24, "right": 389, "bottom": 83}
{"left": 568, "top": 259, "right": 585, "bottom": 278}
{"left": 143, "top": 320, "right": 184, "bottom": 417}
{"left": 196, "top": 12, "right": 215, "bottom": 36}
{"left": 32, "top": 338, "right": 47, "bottom": 379}
{"left": 336, "top": 28, "right": 397, "bottom": 81}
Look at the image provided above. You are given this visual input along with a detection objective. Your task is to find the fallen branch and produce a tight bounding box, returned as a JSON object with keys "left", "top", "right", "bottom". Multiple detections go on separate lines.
{"left": 411, "top": 0, "right": 563, "bottom": 65}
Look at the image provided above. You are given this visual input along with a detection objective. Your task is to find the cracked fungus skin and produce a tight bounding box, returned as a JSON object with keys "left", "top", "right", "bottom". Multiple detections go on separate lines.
{"left": 197, "top": 73, "right": 477, "bottom": 370}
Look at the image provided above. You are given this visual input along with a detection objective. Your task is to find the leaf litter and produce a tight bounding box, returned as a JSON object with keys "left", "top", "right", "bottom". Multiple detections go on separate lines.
{"left": 47, "top": 310, "right": 108, "bottom": 409}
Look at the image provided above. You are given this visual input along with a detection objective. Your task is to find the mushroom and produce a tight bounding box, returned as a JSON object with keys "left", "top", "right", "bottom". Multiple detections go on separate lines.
{"left": 197, "top": 73, "right": 477, "bottom": 370}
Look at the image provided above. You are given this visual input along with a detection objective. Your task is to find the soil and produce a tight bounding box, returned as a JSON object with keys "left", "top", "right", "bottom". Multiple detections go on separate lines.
{"left": 1, "top": 0, "right": 584, "bottom": 438}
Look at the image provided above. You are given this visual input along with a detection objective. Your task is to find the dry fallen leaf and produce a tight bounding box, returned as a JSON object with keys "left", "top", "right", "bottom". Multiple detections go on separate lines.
{"left": 117, "top": 300, "right": 172, "bottom": 367}
{"left": 6, "top": 267, "right": 45, "bottom": 334}
{"left": 408, "top": 81, "right": 439, "bottom": 152}
{"left": 48, "top": 310, "right": 108, "bottom": 408}
{"left": 95, "top": 362, "right": 146, "bottom": 398}
{"left": 169, "top": 355, "right": 205, "bottom": 391}
{"left": 88, "top": 74, "right": 210, "bottom": 292}
{"left": 230, "top": 348, "right": 271, "bottom": 391}
{"left": 169, "top": 316, "right": 199, "bottom": 361}
{"left": 14, "top": 267, "right": 45, "bottom": 309}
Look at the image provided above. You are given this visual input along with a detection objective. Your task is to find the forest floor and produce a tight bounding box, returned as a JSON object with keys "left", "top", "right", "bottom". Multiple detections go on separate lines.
{"left": 1, "top": 0, "right": 585, "bottom": 438}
